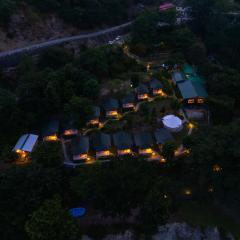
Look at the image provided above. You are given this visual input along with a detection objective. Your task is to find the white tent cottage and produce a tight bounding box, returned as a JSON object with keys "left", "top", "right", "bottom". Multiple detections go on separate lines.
{"left": 162, "top": 115, "right": 183, "bottom": 132}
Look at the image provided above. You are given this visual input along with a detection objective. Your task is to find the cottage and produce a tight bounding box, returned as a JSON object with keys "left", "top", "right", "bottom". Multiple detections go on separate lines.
{"left": 103, "top": 98, "right": 119, "bottom": 118}
{"left": 90, "top": 133, "right": 112, "bottom": 159}
{"left": 113, "top": 131, "right": 134, "bottom": 156}
{"left": 149, "top": 79, "right": 164, "bottom": 96}
{"left": 42, "top": 119, "right": 60, "bottom": 141}
{"left": 71, "top": 136, "right": 90, "bottom": 162}
{"left": 87, "top": 106, "right": 101, "bottom": 126}
{"left": 134, "top": 131, "right": 154, "bottom": 156}
{"left": 154, "top": 128, "right": 174, "bottom": 146}
{"left": 177, "top": 80, "right": 208, "bottom": 104}
{"left": 13, "top": 134, "right": 39, "bottom": 159}
{"left": 172, "top": 71, "right": 186, "bottom": 84}
{"left": 121, "top": 93, "right": 136, "bottom": 110}
{"left": 136, "top": 84, "right": 149, "bottom": 100}
{"left": 62, "top": 120, "right": 78, "bottom": 137}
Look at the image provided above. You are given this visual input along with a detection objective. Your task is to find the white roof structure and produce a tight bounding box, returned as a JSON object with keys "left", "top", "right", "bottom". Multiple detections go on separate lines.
{"left": 13, "top": 134, "right": 39, "bottom": 153}
{"left": 162, "top": 115, "right": 183, "bottom": 132}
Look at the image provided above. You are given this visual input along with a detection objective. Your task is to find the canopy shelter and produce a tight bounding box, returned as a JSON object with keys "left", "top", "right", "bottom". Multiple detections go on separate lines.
{"left": 71, "top": 136, "right": 90, "bottom": 161}
{"left": 162, "top": 115, "right": 183, "bottom": 132}
{"left": 154, "top": 128, "right": 174, "bottom": 145}
{"left": 13, "top": 134, "right": 39, "bottom": 153}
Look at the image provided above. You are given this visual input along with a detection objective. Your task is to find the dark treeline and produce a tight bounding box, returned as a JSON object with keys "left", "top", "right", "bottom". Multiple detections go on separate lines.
{"left": 0, "top": 0, "right": 158, "bottom": 28}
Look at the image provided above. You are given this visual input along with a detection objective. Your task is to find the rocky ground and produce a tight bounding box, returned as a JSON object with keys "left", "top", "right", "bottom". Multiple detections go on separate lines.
{"left": 82, "top": 223, "right": 235, "bottom": 240}
{"left": 0, "top": 8, "right": 80, "bottom": 52}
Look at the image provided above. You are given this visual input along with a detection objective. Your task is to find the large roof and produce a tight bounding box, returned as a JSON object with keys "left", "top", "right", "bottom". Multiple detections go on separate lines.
{"left": 13, "top": 134, "right": 39, "bottom": 153}
{"left": 136, "top": 84, "right": 149, "bottom": 94}
{"left": 42, "top": 119, "right": 59, "bottom": 137}
{"left": 62, "top": 119, "right": 77, "bottom": 131}
{"left": 134, "top": 131, "right": 153, "bottom": 148}
{"left": 177, "top": 80, "right": 208, "bottom": 99}
{"left": 154, "top": 128, "right": 174, "bottom": 144}
{"left": 150, "top": 78, "right": 163, "bottom": 89}
{"left": 113, "top": 131, "right": 133, "bottom": 150}
{"left": 103, "top": 98, "right": 119, "bottom": 111}
{"left": 90, "top": 133, "right": 111, "bottom": 151}
{"left": 71, "top": 136, "right": 89, "bottom": 155}
{"left": 121, "top": 93, "right": 136, "bottom": 105}
{"left": 172, "top": 72, "right": 185, "bottom": 84}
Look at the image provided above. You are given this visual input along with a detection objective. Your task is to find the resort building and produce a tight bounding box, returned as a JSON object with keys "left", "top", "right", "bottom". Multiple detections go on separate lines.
{"left": 90, "top": 133, "right": 113, "bottom": 160}
{"left": 154, "top": 128, "right": 174, "bottom": 147}
{"left": 136, "top": 83, "right": 149, "bottom": 101}
{"left": 103, "top": 98, "right": 119, "bottom": 118}
{"left": 134, "top": 131, "right": 154, "bottom": 156}
{"left": 42, "top": 119, "right": 60, "bottom": 141}
{"left": 71, "top": 136, "right": 90, "bottom": 163}
{"left": 159, "top": 3, "right": 175, "bottom": 11}
{"left": 87, "top": 106, "right": 101, "bottom": 126}
{"left": 113, "top": 131, "right": 134, "bottom": 156}
{"left": 121, "top": 93, "right": 136, "bottom": 111}
{"left": 177, "top": 80, "right": 208, "bottom": 104}
{"left": 172, "top": 71, "right": 186, "bottom": 85}
{"left": 13, "top": 134, "right": 39, "bottom": 160}
{"left": 62, "top": 119, "right": 78, "bottom": 137}
{"left": 149, "top": 79, "right": 164, "bottom": 96}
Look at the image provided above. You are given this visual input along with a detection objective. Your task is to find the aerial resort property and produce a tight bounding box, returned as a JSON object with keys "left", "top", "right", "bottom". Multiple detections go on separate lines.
{"left": 11, "top": 62, "right": 209, "bottom": 167}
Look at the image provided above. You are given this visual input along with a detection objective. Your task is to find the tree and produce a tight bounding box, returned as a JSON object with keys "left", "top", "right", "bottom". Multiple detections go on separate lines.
{"left": 187, "top": 42, "right": 207, "bottom": 65}
{"left": 162, "top": 141, "right": 177, "bottom": 161}
{"left": 0, "top": 0, "right": 16, "bottom": 26}
{"left": 25, "top": 196, "right": 79, "bottom": 240}
{"left": 0, "top": 165, "right": 62, "bottom": 240}
{"left": 31, "top": 141, "right": 63, "bottom": 168}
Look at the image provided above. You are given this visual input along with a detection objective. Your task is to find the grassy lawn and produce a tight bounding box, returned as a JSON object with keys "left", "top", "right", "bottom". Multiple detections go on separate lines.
{"left": 178, "top": 201, "right": 240, "bottom": 239}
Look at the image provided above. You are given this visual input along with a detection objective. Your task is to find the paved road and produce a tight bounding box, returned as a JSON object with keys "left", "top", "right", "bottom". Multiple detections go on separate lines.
{"left": 0, "top": 21, "right": 133, "bottom": 60}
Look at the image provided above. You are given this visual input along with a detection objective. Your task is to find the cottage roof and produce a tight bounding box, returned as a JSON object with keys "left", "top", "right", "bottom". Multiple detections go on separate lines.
{"left": 71, "top": 136, "right": 90, "bottom": 155}
{"left": 154, "top": 128, "right": 174, "bottom": 144}
{"left": 136, "top": 84, "right": 149, "bottom": 94}
{"left": 177, "top": 80, "right": 208, "bottom": 99}
{"left": 42, "top": 119, "right": 59, "bottom": 137}
{"left": 150, "top": 79, "right": 163, "bottom": 89}
{"left": 172, "top": 71, "right": 186, "bottom": 84}
{"left": 90, "top": 133, "right": 111, "bottom": 151}
{"left": 103, "top": 98, "right": 119, "bottom": 112}
{"left": 13, "top": 134, "right": 39, "bottom": 153}
{"left": 134, "top": 131, "right": 153, "bottom": 148}
{"left": 113, "top": 131, "right": 133, "bottom": 150}
{"left": 121, "top": 93, "right": 136, "bottom": 105}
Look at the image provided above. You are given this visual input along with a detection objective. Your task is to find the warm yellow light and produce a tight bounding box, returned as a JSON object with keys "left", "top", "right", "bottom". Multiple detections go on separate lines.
{"left": 64, "top": 129, "right": 78, "bottom": 136}
{"left": 139, "top": 148, "right": 153, "bottom": 155}
{"left": 146, "top": 64, "right": 151, "bottom": 71}
{"left": 208, "top": 187, "right": 214, "bottom": 192}
{"left": 188, "top": 99, "right": 195, "bottom": 104}
{"left": 97, "top": 150, "right": 112, "bottom": 158}
{"left": 213, "top": 164, "right": 221, "bottom": 172}
{"left": 160, "top": 158, "right": 167, "bottom": 163}
{"left": 123, "top": 103, "right": 135, "bottom": 109}
{"left": 107, "top": 111, "right": 118, "bottom": 117}
{"left": 118, "top": 149, "right": 132, "bottom": 155}
{"left": 138, "top": 94, "right": 149, "bottom": 100}
{"left": 198, "top": 98, "right": 204, "bottom": 104}
{"left": 153, "top": 89, "right": 166, "bottom": 97}
{"left": 184, "top": 189, "right": 192, "bottom": 196}
{"left": 44, "top": 135, "right": 58, "bottom": 141}
{"left": 187, "top": 123, "right": 194, "bottom": 129}
{"left": 73, "top": 154, "right": 88, "bottom": 161}
{"left": 89, "top": 119, "right": 99, "bottom": 125}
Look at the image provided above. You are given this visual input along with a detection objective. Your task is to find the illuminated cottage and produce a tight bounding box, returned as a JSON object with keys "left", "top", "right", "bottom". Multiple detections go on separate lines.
{"left": 113, "top": 131, "right": 134, "bottom": 156}
{"left": 121, "top": 93, "right": 136, "bottom": 111}
{"left": 136, "top": 84, "right": 149, "bottom": 101}
{"left": 71, "top": 136, "right": 90, "bottom": 163}
{"left": 177, "top": 80, "right": 208, "bottom": 104}
{"left": 90, "top": 133, "right": 112, "bottom": 160}
{"left": 62, "top": 119, "right": 78, "bottom": 137}
{"left": 87, "top": 106, "right": 101, "bottom": 126}
{"left": 134, "top": 131, "right": 154, "bottom": 156}
{"left": 154, "top": 128, "right": 174, "bottom": 148}
{"left": 103, "top": 98, "right": 119, "bottom": 118}
{"left": 13, "top": 134, "right": 39, "bottom": 160}
{"left": 149, "top": 79, "right": 164, "bottom": 96}
{"left": 42, "top": 119, "right": 60, "bottom": 141}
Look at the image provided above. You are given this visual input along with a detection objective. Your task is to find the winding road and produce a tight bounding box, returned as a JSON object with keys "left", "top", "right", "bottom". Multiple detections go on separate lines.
{"left": 0, "top": 21, "right": 133, "bottom": 68}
